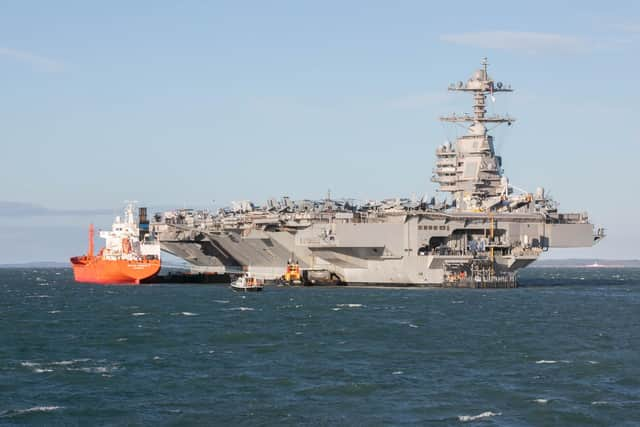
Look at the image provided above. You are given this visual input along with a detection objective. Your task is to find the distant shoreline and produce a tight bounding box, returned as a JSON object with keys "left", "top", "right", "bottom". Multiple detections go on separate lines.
{"left": 529, "top": 259, "right": 640, "bottom": 268}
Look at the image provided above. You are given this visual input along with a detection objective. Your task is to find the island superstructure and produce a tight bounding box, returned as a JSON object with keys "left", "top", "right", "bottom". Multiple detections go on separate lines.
{"left": 151, "top": 59, "right": 604, "bottom": 287}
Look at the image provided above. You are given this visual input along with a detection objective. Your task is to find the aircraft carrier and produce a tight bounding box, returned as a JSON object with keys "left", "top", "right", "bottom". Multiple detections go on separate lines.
{"left": 151, "top": 59, "right": 605, "bottom": 287}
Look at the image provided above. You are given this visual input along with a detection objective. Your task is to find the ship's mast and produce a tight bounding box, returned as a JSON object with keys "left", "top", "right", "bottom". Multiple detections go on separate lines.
{"left": 440, "top": 58, "right": 514, "bottom": 125}
{"left": 433, "top": 58, "right": 515, "bottom": 212}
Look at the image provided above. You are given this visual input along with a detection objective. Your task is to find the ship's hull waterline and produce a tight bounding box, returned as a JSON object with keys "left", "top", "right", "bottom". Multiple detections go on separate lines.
{"left": 70, "top": 256, "right": 161, "bottom": 284}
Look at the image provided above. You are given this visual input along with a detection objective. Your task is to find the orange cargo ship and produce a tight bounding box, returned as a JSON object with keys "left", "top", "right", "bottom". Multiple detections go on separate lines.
{"left": 70, "top": 204, "right": 161, "bottom": 284}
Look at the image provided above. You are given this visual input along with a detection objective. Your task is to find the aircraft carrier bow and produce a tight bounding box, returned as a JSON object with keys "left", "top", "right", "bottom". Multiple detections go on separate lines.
{"left": 151, "top": 59, "right": 605, "bottom": 287}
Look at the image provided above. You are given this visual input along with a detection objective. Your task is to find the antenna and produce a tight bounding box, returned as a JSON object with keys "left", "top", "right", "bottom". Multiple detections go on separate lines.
{"left": 440, "top": 58, "right": 515, "bottom": 125}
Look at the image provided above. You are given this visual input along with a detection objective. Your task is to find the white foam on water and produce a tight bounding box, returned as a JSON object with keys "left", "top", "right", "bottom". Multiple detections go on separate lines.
{"left": 117, "top": 338, "right": 128, "bottom": 342}
{"left": 70, "top": 366, "right": 115, "bottom": 374}
{"left": 26, "top": 295, "right": 50, "bottom": 298}
{"left": 181, "top": 312, "right": 198, "bottom": 316}
{"left": 33, "top": 368, "right": 53, "bottom": 373}
{"left": 532, "top": 399, "right": 549, "bottom": 404}
{"left": 16, "top": 406, "right": 63, "bottom": 415}
{"left": 587, "top": 360, "right": 599, "bottom": 364}
{"left": 48, "top": 310, "right": 61, "bottom": 314}
{"left": 131, "top": 312, "right": 147, "bottom": 316}
{"left": 458, "top": 411, "right": 501, "bottom": 422}
{"left": 408, "top": 324, "right": 419, "bottom": 328}
{"left": 535, "top": 360, "right": 558, "bottom": 364}
{"left": 20, "top": 361, "right": 40, "bottom": 368}
{"left": 392, "top": 371, "right": 403, "bottom": 375}
{"left": 591, "top": 401, "right": 609, "bottom": 406}
{"left": 227, "top": 307, "right": 254, "bottom": 311}
{"left": 38, "top": 283, "right": 49, "bottom": 286}
{"left": 336, "top": 304, "right": 364, "bottom": 308}
{"left": 332, "top": 308, "right": 341, "bottom": 311}
{"left": 295, "top": 332, "right": 303, "bottom": 335}
{"left": 153, "top": 356, "right": 161, "bottom": 360}
{"left": 51, "top": 361, "right": 74, "bottom": 366}
{"left": 213, "top": 300, "right": 229, "bottom": 304}
{"left": 451, "top": 300, "right": 465, "bottom": 304}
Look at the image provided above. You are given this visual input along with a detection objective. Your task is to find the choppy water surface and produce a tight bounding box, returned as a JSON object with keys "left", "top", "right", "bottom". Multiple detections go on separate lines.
{"left": 0, "top": 268, "right": 639, "bottom": 426}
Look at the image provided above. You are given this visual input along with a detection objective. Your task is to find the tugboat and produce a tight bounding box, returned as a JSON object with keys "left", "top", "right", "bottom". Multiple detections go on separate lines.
{"left": 230, "top": 273, "right": 264, "bottom": 292}
{"left": 70, "top": 204, "right": 161, "bottom": 284}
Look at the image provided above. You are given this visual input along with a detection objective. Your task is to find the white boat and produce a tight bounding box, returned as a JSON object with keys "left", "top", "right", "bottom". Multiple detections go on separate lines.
{"left": 231, "top": 273, "right": 263, "bottom": 292}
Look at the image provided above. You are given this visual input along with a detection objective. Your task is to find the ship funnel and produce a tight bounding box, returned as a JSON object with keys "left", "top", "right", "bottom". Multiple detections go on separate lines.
{"left": 139, "top": 207, "right": 149, "bottom": 241}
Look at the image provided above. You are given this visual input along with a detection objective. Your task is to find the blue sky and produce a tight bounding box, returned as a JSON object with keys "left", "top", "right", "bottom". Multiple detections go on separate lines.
{"left": 0, "top": 1, "right": 638, "bottom": 262}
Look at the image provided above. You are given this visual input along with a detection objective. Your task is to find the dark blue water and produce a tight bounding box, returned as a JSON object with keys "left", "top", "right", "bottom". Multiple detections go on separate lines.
{"left": 1, "top": 268, "right": 639, "bottom": 426}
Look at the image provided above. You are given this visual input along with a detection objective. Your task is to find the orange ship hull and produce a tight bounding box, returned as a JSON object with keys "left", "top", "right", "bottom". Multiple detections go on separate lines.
{"left": 70, "top": 256, "right": 161, "bottom": 285}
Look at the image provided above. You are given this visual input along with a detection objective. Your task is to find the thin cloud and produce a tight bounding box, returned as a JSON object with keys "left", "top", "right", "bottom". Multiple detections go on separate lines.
{"left": 440, "top": 31, "right": 592, "bottom": 54}
{"left": 0, "top": 47, "right": 65, "bottom": 72}
{"left": 387, "top": 92, "right": 449, "bottom": 110}
{"left": 615, "top": 23, "right": 640, "bottom": 33}
{"left": 0, "top": 201, "right": 111, "bottom": 217}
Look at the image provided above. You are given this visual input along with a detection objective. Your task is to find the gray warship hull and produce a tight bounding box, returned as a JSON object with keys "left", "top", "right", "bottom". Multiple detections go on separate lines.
{"left": 151, "top": 59, "right": 604, "bottom": 287}
{"left": 153, "top": 210, "right": 601, "bottom": 287}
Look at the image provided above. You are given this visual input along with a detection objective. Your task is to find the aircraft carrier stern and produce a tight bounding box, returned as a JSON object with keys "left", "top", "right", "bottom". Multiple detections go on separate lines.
{"left": 151, "top": 59, "right": 604, "bottom": 288}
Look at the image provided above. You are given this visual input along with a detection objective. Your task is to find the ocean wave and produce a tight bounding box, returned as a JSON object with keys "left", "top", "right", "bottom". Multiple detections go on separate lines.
{"left": 213, "top": 300, "right": 229, "bottom": 304}
{"left": 532, "top": 399, "right": 549, "bottom": 404}
{"left": 131, "top": 312, "right": 147, "bottom": 316}
{"left": 181, "top": 312, "right": 198, "bottom": 316}
{"left": 226, "top": 307, "right": 254, "bottom": 311}
{"left": 408, "top": 324, "right": 419, "bottom": 328}
{"left": 34, "top": 368, "right": 53, "bottom": 373}
{"left": 69, "top": 366, "right": 116, "bottom": 374}
{"left": 392, "top": 371, "right": 403, "bottom": 375}
{"left": 458, "top": 411, "right": 501, "bottom": 422}
{"left": 336, "top": 304, "right": 364, "bottom": 308}
{"left": 20, "top": 361, "right": 40, "bottom": 368}
{"left": 48, "top": 310, "right": 61, "bottom": 314}
{"left": 1, "top": 406, "right": 63, "bottom": 418}
{"left": 52, "top": 359, "right": 89, "bottom": 366}
{"left": 535, "top": 360, "right": 570, "bottom": 364}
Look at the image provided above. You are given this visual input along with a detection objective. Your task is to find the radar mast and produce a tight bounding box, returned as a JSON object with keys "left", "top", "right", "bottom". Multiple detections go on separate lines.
{"left": 433, "top": 58, "right": 515, "bottom": 212}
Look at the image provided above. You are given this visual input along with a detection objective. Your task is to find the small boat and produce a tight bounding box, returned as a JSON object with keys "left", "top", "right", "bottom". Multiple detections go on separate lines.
{"left": 231, "top": 273, "right": 263, "bottom": 292}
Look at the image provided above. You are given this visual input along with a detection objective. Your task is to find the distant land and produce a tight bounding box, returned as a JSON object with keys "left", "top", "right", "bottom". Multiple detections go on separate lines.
{"left": 530, "top": 259, "right": 640, "bottom": 268}
{"left": 0, "top": 261, "right": 69, "bottom": 268}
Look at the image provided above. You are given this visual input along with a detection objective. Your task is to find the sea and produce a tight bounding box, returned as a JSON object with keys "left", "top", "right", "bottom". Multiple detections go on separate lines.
{"left": 0, "top": 267, "right": 638, "bottom": 426}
